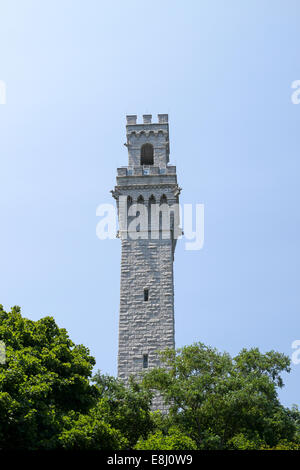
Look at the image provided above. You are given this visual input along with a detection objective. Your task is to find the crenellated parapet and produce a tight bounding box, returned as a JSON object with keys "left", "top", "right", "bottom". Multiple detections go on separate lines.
{"left": 117, "top": 165, "right": 176, "bottom": 177}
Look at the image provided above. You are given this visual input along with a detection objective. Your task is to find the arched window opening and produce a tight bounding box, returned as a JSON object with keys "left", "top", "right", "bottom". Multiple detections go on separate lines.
{"left": 126, "top": 196, "right": 133, "bottom": 213}
{"left": 135, "top": 196, "right": 144, "bottom": 233}
{"left": 159, "top": 194, "right": 169, "bottom": 239}
{"left": 141, "top": 143, "right": 154, "bottom": 165}
{"left": 160, "top": 194, "right": 167, "bottom": 205}
{"left": 170, "top": 212, "right": 175, "bottom": 240}
{"left": 126, "top": 196, "right": 134, "bottom": 232}
{"left": 148, "top": 195, "right": 156, "bottom": 236}
{"left": 127, "top": 195, "right": 133, "bottom": 214}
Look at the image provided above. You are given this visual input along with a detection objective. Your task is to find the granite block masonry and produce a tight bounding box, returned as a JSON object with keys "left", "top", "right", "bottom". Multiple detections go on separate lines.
{"left": 112, "top": 114, "right": 181, "bottom": 411}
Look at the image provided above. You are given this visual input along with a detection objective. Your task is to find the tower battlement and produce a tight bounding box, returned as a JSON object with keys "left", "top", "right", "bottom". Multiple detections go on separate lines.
{"left": 126, "top": 114, "right": 168, "bottom": 125}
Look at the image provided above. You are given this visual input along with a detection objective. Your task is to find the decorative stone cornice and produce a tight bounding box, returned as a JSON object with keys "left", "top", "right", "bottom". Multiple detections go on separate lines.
{"left": 127, "top": 129, "right": 168, "bottom": 137}
{"left": 114, "top": 183, "right": 179, "bottom": 192}
{"left": 111, "top": 183, "right": 181, "bottom": 202}
{"left": 124, "top": 145, "right": 167, "bottom": 150}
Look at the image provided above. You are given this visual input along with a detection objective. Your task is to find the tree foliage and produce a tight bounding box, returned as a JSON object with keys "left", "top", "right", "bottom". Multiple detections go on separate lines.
{"left": 91, "top": 372, "right": 153, "bottom": 448}
{"left": 0, "top": 306, "right": 153, "bottom": 450}
{"left": 141, "top": 343, "right": 300, "bottom": 450}
{"left": 0, "top": 306, "right": 299, "bottom": 450}
{"left": 135, "top": 427, "right": 197, "bottom": 450}
{"left": 0, "top": 305, "right": 98, "bottom": 449}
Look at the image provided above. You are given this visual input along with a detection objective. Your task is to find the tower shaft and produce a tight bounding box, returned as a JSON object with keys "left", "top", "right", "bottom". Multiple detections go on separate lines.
{"left": 113, "top": 114, "right": 180, "bottom": 410}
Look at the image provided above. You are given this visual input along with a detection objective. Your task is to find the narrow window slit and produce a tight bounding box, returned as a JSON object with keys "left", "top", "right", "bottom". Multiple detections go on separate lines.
{"left": 143, "top": 354, "right": 148, "bottom": 368}
{"left": 144, "top": 289, "right": 149, "bottom": 301}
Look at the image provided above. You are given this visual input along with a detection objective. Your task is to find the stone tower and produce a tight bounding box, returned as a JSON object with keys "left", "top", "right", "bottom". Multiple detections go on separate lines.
{"left": 112, "top": 114, "right": 181, "bottom": 409}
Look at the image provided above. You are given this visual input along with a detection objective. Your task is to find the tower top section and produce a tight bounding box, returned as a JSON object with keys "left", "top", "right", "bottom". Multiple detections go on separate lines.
{"left": 126, "top": 114, "right": 168, "bottom": 125}
{"left": 124, "top": 113, "right": 170, "bottom": 169}
{"left": 115, "top": 113, "right": 178, "bottom": 197}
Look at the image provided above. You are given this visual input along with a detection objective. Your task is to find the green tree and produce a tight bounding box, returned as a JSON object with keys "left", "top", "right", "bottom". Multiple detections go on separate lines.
{"left": 58, "top": 409, "right": 127, "bottom": 450}
{"left": 142, "top": 342, "right": 299, "bottom": 450}
{"left": 0, "top": 305, "right": 98, "bottom": 449}
{"left": 1, "top": 304, "right": 299, "bottom": 451}
{"left": 135, "top": 427, "right": 197, "bottom": 450}
{"left": 91, "top": 372, "right": 153, "bottom": 448}
{"left": 55, "top": 373, "right": 154, "bottom": 450}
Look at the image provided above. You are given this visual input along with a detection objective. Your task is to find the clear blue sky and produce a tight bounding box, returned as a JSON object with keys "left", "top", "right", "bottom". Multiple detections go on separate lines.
{"left": 0, "top": 0, "right": 299, "bottom": 407}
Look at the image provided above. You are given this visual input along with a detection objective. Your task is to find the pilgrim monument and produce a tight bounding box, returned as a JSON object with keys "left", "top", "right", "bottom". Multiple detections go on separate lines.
{"left": 112, "top": 114, "right": 181, "bottom": 409}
